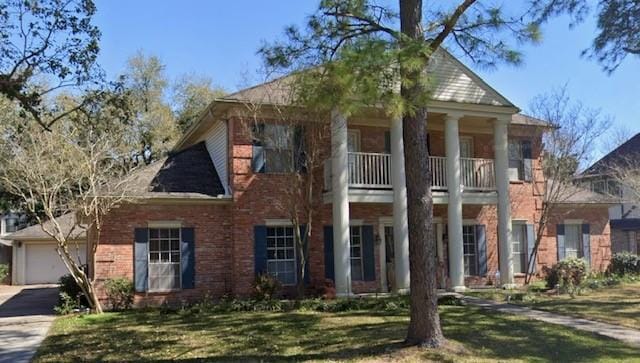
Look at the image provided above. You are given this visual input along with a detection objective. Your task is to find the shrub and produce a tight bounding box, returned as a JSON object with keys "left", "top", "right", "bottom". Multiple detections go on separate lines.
{"left": 253, "top": 273, "right": 281, "bottom": 300}
{"left": 609, "top": 252, "right": 640, "bottom": 276}
{"left": 57, "top": 274, "right": 87, "bottom": 309}
{"left": 104, "top": 277, "right": 134, "bottom": 311}
{"left": 545, "top": 258, "right": 588, "bottom": 297}
{"left": 0, "top": 263, "right": 8, "bottom": 283}
{"left": 53, "top": 292, "right": 78, "bottom": 315}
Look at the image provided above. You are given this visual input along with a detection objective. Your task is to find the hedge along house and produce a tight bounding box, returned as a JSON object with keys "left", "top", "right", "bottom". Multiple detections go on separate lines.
{"left": 88, "top": 49, "right": 615, "bottom": 304}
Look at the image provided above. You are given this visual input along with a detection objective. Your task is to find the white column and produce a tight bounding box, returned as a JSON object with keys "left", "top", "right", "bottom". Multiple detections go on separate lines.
{"left": 331, "top": 108, "right": 352, "bottom": 296}
{"left": 494, "top": 117, "right": 514, "bottom": 287}
{"left": 391, "top": 116, "right": 410, "bottom": 294}
{"left": 445, "top": 114, "right": 465, "bottom": 292}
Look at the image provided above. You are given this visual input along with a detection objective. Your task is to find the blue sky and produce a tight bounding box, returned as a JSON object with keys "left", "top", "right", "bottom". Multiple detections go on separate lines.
{"left": 94, "top": 1, "right": 639, "bottom": 143}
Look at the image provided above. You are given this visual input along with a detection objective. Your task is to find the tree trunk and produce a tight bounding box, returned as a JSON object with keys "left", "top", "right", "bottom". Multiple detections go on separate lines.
{"left": 400, "top": 0, "right": 445, "bottom": 347}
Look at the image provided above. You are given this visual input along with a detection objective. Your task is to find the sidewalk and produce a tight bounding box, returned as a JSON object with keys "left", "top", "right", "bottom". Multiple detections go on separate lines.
{"left": 464, "top": 295, "right": 640, "bottom": 348}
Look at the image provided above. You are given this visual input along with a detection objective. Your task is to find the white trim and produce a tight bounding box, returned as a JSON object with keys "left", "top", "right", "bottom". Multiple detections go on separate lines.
{"left": 347, "top": 129, "right": 361, "bottom": 152}
{"left": 463, "top": 219, "right": 477, "bottom": 225}
{"left": 349, "top": 219, "right": 364, "bottom": 226}
{"left": 512, "top": 219, "right": 528, "bottom": 224}
{"left": 147, "top": 221, "right": 182, "bottom": 229}
{"left": 264, "top": 219, "right": 293, "bottom": 226}
{"left": 323, "top": 190, "right": 498, "bottom": 205}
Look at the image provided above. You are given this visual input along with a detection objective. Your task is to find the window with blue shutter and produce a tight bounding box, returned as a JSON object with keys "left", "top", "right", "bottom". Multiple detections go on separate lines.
{"left": 522, "top": 140, "right": 533, "bottom": 182}
{"left": 557, "top": 224, "right": 566, "bottom": 261}
{"left": 526, "top": 224, "right": 536, "bottom": 274}
{"left": 476, "top": 225, "right": 487, "bottom": 276}
{"left": 254, "top": 225, "right": 268, "bottom": 276}
{"left": 134, "top": 228, "right": 149, "bottom": 293}
{"left": 362, "top": 225, "right": 376, "bottom": 281}
{"left": 582, "top": 224, "right": 591, "bottom": 267}
{"left": 181, "top": 228, "right": 195, "bottom": 289}
{"left": 324, "top": 226, "right": 334, "bottom": 281}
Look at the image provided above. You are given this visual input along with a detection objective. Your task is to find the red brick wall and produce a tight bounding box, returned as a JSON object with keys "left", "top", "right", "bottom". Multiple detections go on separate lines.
{"left": 93, "top": 119, "right": 612, "bottom": 304}
{"left": 94, "top": 203, "right": 232, "bottom": 306}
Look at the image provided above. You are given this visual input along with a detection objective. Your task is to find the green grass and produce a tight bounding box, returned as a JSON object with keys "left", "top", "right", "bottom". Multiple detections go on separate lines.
{"left": 35, "top": 301, "right": 640, "bottom": 362}
{"left": 468, "top": 281, "right": 640, "bottom": 330}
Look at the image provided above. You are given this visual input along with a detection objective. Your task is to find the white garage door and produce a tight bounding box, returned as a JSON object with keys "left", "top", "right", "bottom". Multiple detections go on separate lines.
{"left": 25, "top": 243, "right": 86, "bottom": 284}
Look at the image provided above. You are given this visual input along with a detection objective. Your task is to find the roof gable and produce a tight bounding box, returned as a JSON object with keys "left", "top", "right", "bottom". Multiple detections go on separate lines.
{"left": 584, "top": 132, "right": 640, "bottom": 175}
{"left": 223, "top": 48, "right": 515, "bottom": 108}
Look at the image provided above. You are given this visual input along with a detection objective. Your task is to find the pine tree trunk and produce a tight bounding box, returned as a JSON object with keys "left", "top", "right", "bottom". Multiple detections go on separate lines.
{"left": 400, "top": 0, "right": 445, "bottom": 347}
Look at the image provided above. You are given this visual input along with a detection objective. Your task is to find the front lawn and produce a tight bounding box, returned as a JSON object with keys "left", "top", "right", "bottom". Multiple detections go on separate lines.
{"left": 469, "top": 281, "right": 640, "bottom": 329}
{"left": 35, "top": 299, "right": 640, "bottom": 362}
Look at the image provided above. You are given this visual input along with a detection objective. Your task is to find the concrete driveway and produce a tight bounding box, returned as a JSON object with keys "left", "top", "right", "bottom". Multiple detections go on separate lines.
{"left": 0, "top": 285, "right": 58, "bottom": 363}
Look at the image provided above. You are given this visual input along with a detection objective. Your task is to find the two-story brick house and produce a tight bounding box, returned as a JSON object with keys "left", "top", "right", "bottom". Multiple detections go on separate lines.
{"left": 86, "top": 49, "right": 613, "bottom": 304}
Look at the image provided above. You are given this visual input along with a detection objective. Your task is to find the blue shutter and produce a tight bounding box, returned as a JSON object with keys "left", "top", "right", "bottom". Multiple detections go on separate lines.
{"left": 293, "top": 126, "right": 306, "bottom": 172}
{"left": 323, "top": 226, "right": 334, "bottom": 281}
{"left": 557, "top": 224, "right": 566, "bottom": 261}
{"left": 362, "top": 225, "right": 376, "bottom": 281}
{"left": 526, "top": 224, "right": 536, "bottom": 274}
{"left": 134, "top": 228, "right": 148, "bottom": 293}
{"left": 296, "top": 225, "right": 310, "bottom": 284}
{"left": 522, "top": 140, "right": 533, "bottom": 182}
{"left": 582, "top": 224, "right": 591, "bottom": 266}
{"left": 181, "top": 227, "right": 195, "bottom": 289}
{"left": 252, "top": 146, "right": 265, "bottom": 173}
{"left": 476, "top": 225, "right": 487, "bottom": 276}
{"left": 254, "top": 225, "right": 268, "bottom": 276}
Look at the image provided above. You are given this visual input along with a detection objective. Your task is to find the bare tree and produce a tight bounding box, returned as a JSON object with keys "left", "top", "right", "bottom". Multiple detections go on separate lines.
{"left": 0, "top": 115, "right": 136, "bottom": 313}
{"left": 237, "top": 83, "right": 331, "bottom": 298}
{"left": 523, "top": 87, "right": 611, "bottom": 283}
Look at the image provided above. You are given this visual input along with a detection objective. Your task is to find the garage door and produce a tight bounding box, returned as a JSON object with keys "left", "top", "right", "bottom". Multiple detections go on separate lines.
{"left": 25, "top": 243, "right": 86, "bottom": 284}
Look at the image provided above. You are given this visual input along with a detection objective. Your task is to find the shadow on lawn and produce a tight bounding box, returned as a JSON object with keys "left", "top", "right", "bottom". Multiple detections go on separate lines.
{"left": 35, "top": 306, "right": 640, "bottom": 362}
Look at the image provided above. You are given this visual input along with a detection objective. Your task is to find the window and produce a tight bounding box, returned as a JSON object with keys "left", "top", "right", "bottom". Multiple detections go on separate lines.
{"left": 591, "top": 179, "right": 606, "bottom": 194}
{"left": 463, "top": 225, "right": 477, "bottom": 276}
{"left": 508, "top": 141, "right": 525, "bottom": 181}
{"left": 4, "top": 217, "right": 18, "bottom": 233}
{"left": 148, "top": 228, "right": 181, "bottom": 291}
{"left": 460, "top": 137, "right": 474, "bottom": 158}
{"left": 591, "top": 178, "right": 622, "bottom": 197}
{"left": 253, "top": 124, "right": 293, "bottom": 173}
{"left": 266, "top": 226, "right": 296, "bottom": 285}
{"left": 350, "top": 226, "right": 364, "bottom": 281}
{"left": 564, "top": 224, "right": 583, "bottom": 259}
{"left": 512, "top": 224, "right": 527, "bottom": 274}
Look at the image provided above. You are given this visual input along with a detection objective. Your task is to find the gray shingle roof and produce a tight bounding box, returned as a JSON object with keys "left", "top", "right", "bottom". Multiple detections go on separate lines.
{"left": 126, "top": 142, "right": 228, "bottom": 199}
{"left": 583, "top": 133, "right": 640, "bottom": 176}
{"left": 5, "top": 213, "right": 85, "bottom": 241}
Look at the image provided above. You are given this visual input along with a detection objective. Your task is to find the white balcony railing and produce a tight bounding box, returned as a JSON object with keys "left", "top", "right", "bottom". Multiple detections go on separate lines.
{"left": 324, "top": 152, "right": 496, "bottom": 192}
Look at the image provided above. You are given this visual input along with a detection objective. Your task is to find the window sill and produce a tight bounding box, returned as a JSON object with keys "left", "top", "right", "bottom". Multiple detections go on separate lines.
{"left": 144, "top": 289, "right": 182, "bottom": 294}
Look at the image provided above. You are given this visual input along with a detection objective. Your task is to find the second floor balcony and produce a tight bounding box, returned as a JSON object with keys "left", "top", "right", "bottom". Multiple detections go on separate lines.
{"left": 324, "top": 151, "right": 496, "bottom": 193}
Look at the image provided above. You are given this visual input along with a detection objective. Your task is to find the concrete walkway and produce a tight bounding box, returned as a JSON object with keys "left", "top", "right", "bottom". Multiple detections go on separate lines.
{"left": 0, "top": 285, "right": 58, "bottom": 363}
{"left": 464, "top": 295, "right": 640, "bottom": 348}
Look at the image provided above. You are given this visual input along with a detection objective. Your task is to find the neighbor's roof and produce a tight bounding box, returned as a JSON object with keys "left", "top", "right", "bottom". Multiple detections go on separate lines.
{"left": 223, "top": 48, "right": 516, "bottom": 108}
{"left": 548, "top": 183, "right": 620, "bottom": 205}
{"left": 5, "top": 213, "right": 85, "bottom": 241}
{"left": 583, "top": 133, "right": 640, "bottom": 176}
{"left": 126, "top": 142, "right": 228, "bottom": 200}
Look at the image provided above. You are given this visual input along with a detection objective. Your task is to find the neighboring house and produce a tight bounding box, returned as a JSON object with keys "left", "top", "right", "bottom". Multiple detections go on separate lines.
{"left": 578, "top": 133, "right": 640, "bottom": 255}
{"left": 82, "top": 49, "right": 614, "bottom": 304}
{"left": 7, "top": 213, "right": 86, "bottom": 285}
{"left": 6, "top": 50, "right": 615, "bottom": 301}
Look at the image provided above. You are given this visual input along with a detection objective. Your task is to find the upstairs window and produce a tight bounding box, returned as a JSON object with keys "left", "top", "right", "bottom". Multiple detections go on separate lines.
{"left": 508, "top": 139, "right": 532, "bottom": 182}
{"left": 252, "top": 124, "right": 294, "bottom": 173}
{"left": 4, "top": 217, "right": 19, "bottom": 233}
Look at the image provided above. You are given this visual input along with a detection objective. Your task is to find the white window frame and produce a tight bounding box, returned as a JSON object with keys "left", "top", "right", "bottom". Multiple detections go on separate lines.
{"left": 459, "top": 136, "right": 474, "bottom": 158}
{"left": 462, "top": 224, "right": 478, "bottom": 276}
{"left": 266, "top": 225, "right": 297, "bottom": 286}
{"left": 511, "top": 221, "right": 528, "bottom": 274}
{"left": 350, "top": 225, "right": 364, "bottom": 281}
{"left": 347, "top": 129, "right": 361, "bottom": 153}
{"left": 147, "top": 227, "right": 182, "bottom": 292}
{"left": 564, "top": 221, "right": 583, "bottom": 260}
{"left": 508, "top": 140, "right": 525, "bottom": 181}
